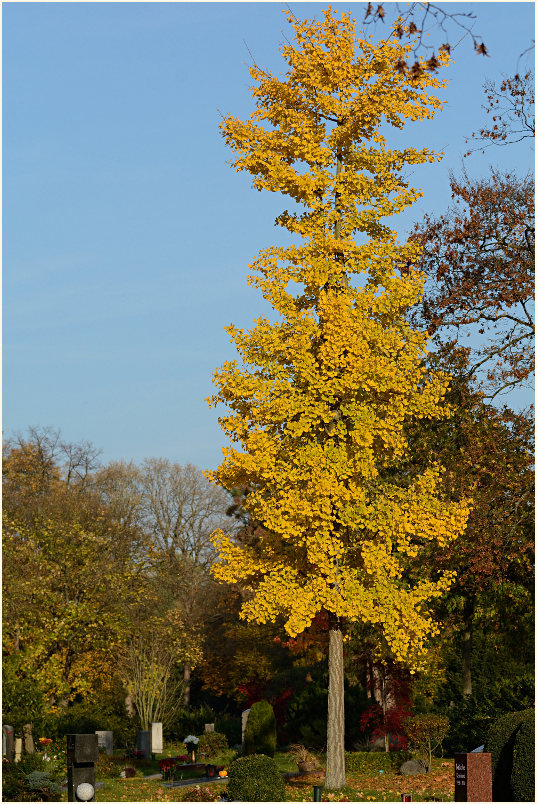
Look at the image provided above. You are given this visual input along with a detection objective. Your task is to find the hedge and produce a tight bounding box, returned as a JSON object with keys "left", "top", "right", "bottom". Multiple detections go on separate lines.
{"left": 345, "top": 751, "right": 412, "bottom": 773}
{"left": 486, "top": 708, "right": 533, "bottom": 801}
{"left": 511, "top": 713, "right": 535, "bottom": 802}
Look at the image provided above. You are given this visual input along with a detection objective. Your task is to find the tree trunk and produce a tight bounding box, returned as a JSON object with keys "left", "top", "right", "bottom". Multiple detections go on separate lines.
{"left": 325, "top": 625, "right": 346, "bottom": 789}
{"left": 125, "top": 693, "right": 136, "bottom": 718}
{"left": 183, "top": 662, "right": 191, "bottom": 709}
{"left": 462, "top": 596, "right": 475, "bottom": 698}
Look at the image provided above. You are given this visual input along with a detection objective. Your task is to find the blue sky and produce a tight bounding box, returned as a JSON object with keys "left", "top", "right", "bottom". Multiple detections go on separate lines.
{"left": 3, "top": 1, "right": 534, "bottom": 471}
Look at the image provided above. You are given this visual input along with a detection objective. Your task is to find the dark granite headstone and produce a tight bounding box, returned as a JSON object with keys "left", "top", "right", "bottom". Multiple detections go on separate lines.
{"left": 67, "top": 734, "right": 98, "bottom": 802}
{"left": 136, "top": 730, "right": 151, "bottom": 760}
{"left": 2, "top": 725, "right": 14, "bottom": 760}
{"left": 454, "top": 752, "right": 492, "bottom": 802}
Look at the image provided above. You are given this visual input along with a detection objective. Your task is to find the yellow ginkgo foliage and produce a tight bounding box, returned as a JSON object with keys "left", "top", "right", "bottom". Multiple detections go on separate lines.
{"left": 207, "top": 8, "right": 470, "bottom": 787}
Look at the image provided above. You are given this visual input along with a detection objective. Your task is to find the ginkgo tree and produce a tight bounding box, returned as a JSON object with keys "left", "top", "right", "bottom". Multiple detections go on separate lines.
{"left": 207, "top": 8, "right": 470, "bottom": 788}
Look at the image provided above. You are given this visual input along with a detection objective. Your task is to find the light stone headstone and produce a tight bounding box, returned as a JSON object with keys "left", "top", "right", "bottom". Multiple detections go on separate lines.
{"left": 136, "top": 730, "right": 151, "bottom": 760}
{"left": 95, "top": 730, "right": 113, "bottom": 756}
{"left": 151, "top": 722, "right": 163, "bottom": 754}
{"left": 241, "top": 709, "right": 251, "bottom": 745}
{"left": 14, "top": 737, "right": 23, "bottom": 763}
{"left": 204, "top": 723, "right": 215, "bottom": 732}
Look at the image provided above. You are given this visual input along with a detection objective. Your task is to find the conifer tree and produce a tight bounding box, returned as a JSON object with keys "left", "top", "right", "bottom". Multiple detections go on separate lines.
{"left": 207, "top": 8, "right": 470, "bottom": 787}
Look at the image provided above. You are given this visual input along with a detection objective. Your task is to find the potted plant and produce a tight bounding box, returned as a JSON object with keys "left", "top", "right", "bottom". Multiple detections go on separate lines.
{"left": 289, "top": 744, "right": 321, "bottom": 774}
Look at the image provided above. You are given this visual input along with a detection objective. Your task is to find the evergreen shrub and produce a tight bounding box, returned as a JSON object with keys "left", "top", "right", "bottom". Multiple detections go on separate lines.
{"left": 197, "top": 731, "right": 229, "bottom": 758}
{"left": 486, "top": 708, "right": 533, "bottom": 801}
{"left": 345, "top": 751, "right": 412, "bottom": 773}
{"left": 243, "top": 700, "right": 277, "bottom": 757}
{"left": 2, "top": 754, "right": 63, "bottom": 802}
{"left": 227, "top": 754, "right": 285, "bottom": 802}
{"left": 511, "top": 712, "right": 535, "bottom": 802}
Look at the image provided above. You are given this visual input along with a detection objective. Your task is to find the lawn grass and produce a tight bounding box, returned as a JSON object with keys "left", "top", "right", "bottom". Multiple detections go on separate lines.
{"left": 83, "top": 752, "right": 456, "bottom": 802}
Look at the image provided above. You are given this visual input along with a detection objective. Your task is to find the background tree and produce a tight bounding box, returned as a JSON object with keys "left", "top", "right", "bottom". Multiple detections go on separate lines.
{"left": 466, "top": 69, "right": 534, "bottom": 153}
{"left": 93, "top": 457, "right": 232, "bottom": 707}
{"left": 2, "top": 432, "right": 144, "bottom": 719}
{"left": 411, "top": 170, "right": 534, "bottom": 399}
{"left": 403, "top": 366, "right": 534, "bottom": 698}
{"left": 124, "top": 609, "right": 202, "bottom": 731}
{"left": 208, "top": 8, "right": 469, "bottom": 788}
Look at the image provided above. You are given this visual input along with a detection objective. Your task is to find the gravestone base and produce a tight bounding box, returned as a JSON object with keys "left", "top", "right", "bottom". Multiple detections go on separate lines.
{"left": 454, "top": 752, "right": 492, "bottom": 802}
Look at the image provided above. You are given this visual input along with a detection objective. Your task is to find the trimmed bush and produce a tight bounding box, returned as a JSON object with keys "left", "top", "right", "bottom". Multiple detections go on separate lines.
{"left": 486, "top": 708, "right": 533, "bottom": 801}
{"left": 244, "top": 700, "right": 277, "bottom": 758}
{"left": 345, "top": 750, "right": 413, "bottom": 773}
{"left": 227, "top": 754, "right": 285, "bottom": 802}
{"left": 404, "top": 714, "right": 449, "bottom": 770}
{"left": 198, "top": 730, "right": 229, "bottom": 758}
{"left": 511, "top": 713, "right": 535, "bottom": 802}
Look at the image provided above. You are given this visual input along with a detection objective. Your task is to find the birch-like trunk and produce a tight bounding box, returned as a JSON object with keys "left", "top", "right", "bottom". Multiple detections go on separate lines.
{"left": 325, "top": 625, "right": 346, "bottom": 789}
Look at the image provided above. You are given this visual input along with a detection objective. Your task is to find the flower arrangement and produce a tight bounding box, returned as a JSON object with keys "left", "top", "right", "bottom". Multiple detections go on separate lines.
{"left": 183, "top": 735, "right": 199, "bottom": 762}
{"left": 158, "top": 758, "right": 176, "bottom": 778}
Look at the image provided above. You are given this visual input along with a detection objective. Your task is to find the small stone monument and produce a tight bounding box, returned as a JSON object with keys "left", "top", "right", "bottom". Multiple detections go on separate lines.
{"left": 95, "top": 731, "right": 113, "bottom": 756}
{"left": 241, "top": 709, "right": 250, "bottom": 745}
{"left": 151, "top": 722, "right": 163, "bottom": 754}
{"left": 23, "top": 724, "right": 34, "bottom": 754}
{"left": 14, "top": 738, "right": 22, "bottom": 763}
{"left": 454, "top": 752, "right": 492, "bottom": 802}
{"left": 2, "top": 725, "right": 14, "bottom": 760}
{"left": 136, "top": 730, "right": 151, "bottom": 760}
{"left": 204, "top": 723, "right": 215, "bottom": 732}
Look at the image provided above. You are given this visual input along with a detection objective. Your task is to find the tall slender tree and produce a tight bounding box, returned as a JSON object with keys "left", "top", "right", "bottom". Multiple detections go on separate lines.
{"left": 207, "top": 8, "right": 469, "bottom": 787}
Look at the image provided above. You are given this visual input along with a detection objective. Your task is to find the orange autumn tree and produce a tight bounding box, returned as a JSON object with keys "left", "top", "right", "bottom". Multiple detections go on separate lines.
{"left": 207, "top": 8, "right": 469, "bottom": 788}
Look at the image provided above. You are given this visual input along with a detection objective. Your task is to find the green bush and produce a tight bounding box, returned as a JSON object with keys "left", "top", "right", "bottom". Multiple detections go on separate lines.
{"left": 2, "top": 754, "right": 63, "bottom": 802}
{"left": 511, "top": 714, "right": 535, "bottom": 802}
{"left": 344, "top": 750, "right": 412, "bottom": 773}
{"left": 227, "top": 754, "right": 285, "bottom": 802}
{"left": 244, "top": 700, "right": 277, "bottom": 758}
{"left": 198, "top": 731, "right": 229, "bottom": 758}
{"left": 486, "top": 708, "right": 533, "bottom": 801}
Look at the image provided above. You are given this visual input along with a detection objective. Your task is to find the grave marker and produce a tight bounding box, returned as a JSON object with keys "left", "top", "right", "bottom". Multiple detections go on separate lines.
{"left": 151, "top": 722, "right": 163, "bottom": 754}
{"left": 95, "top": 731, "right": 113, "bottom": 756}
{"left": 136, "top": 730, "right": 151, "bottom": 760}
{"left": 67, "top": 733, "right": 98, "bottom": 802}
{"left": 454, "top": 752, "right": 492, "bottom": 802}
{"left": 241, "top": 709, "right": 250, "bottom": 745}
{"left": 2, "top": 725, "right": 14, "bottom": 760}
